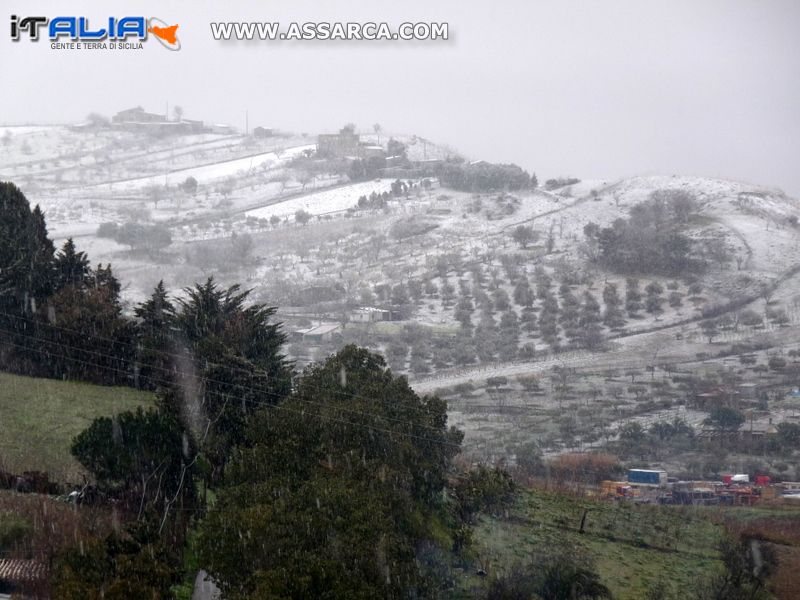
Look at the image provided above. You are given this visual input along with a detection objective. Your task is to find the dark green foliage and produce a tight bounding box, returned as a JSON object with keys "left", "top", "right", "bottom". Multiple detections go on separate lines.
{"left": 158, "top": 278, "right": 292, "bottom": 482}
{"left": 776, "top": 422, "right": 800, "bottom": 449}
{"left": 0, "top": 186, "right": 135, "bottom": 385}
{"left": 42, "top": 258, "right": 134, "bottom": 385}
{"left": 584, "top": 192, "right": 700, "bottom": 275}
{"left": 617, "top": 422, "right": 647, "bottom": 457}
{"left": 387, "top": 138, "right": 407, "bottom": 158}
{"left": 544, "top": 177, "right": 581, "bottom": 191}
{"left": 695, "top": 533, "right": 774, "bottom": 600}
{"left": 71, "top": 407, "right": 194, "bottom": 515}
{"left": 511, "top": 225, "right": 538, "bottom": 248}
{"left": 53, "top": 528, "right": 180, "bottom": 600}
{"left": 438, "top": 161, "right": 533, "bottom": 192}
{"left": 53, "top": 238, "right": 91, "bottom": 291}
{"left": 133, "top": 281, "right": 175, "bottom": 389}
{"left": 704, "top": 406, "right": 745, "bottom": 434}
{"left": 486, "top": 552, "right": 611, "bottom": 600}
{"left": 0, "top": 183, "right": 55, "bottom": 314}
{"left": 454, "top": 466, "right": 515, "bottom": 524}
{"left": 348, "top": 156, "right": 387, "bottom": 181}
{"left": 645, "top": 281, "right": 665, "bottom": 314}
{"left": 197, "top": 346, "right": 463, "bottom": 598}
{"left": 515, "top": 441, "right": 544, "bottom": 476}
{"left": 113, "top": 222, "right": 173, "bottom": 253}
{"left": 538, "top": 560, "right": 612, "bottom": 600}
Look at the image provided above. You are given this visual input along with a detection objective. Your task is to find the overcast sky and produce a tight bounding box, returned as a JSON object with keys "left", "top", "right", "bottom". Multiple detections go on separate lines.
{"left": 2, "top": 0, "right": 799, "bottom": 195}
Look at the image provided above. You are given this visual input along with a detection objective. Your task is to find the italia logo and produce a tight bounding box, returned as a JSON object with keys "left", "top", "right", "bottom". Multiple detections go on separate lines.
{"left": 10, "top": 15, "right": 181, "bottom": 50}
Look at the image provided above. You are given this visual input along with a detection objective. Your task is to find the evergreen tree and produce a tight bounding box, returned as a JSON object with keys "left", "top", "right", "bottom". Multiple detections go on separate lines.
{"left": 197, "top": 346, "right": 463, "bottom": 599}
{"left": 0, "top": 183, "right": 55, "bottom": 315}
{"left": 162, "top": 278, "right": 292, "bottom": 483}
{"left": 134, "top": 281, "right": 176, "bottom": 390}
{"left": 53, "top": 238, "right": 91, "bottom": 291}
{"left": 71, "top": 407, "right": 195, "bottom": 518}
{"left": 27, "top": 205, "right": 56, "bottom": 304}
{"left": 44, "top": 263, "right": 135, "bottom": 385}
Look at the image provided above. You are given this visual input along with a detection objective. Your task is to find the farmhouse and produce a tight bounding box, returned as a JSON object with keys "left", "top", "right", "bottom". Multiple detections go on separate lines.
{"left": 180, "top": 118, "right": 207, "bottom": 133}
{"left": 111, "top": 106, "right": 166, "bottom": 124}
{"left": 360, "top": 145, "right": 385, "bottom": 159}
{"left": 737, "top": 382, "right": 760, "bottom": 401}
{"left": 253, "top": 126, "right": 274, "bottom": 138}
{"left": 317, "top": 127, "right": 361, "bottom": 157}
{"left": 316, "top": 128, "right": 387, "bottom": 160}
{"left": 111, "top": 107, "right": 208, "bottom": 134}
{"left": 211, "top": 123, "right": 236, "bottom": 134}
{"left": 350, "top": 307, "right": 390, "bottom": 323}
{"left": 292, "top": 323, "right": 341, "bottom": 343}
{"left": 739, "top": 418, "right": 778, "bottom": 441}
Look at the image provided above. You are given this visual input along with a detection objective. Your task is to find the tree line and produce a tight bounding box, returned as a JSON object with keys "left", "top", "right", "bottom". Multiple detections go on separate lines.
{"left": 582, "top": 189, "right": 702, "bottom": 276}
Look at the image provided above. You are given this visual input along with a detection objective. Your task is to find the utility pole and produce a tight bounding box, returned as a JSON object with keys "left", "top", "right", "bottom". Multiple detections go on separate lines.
{"left": 245, "top": 109, "right": 249, "bottom": 136}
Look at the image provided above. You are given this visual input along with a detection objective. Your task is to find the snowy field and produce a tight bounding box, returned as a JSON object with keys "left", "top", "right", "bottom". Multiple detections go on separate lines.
{"left": 91, "top": 144, "right": 316, "bottom": 192}
{"left": 245, "top": 179, "right": 397, "bottom": 221}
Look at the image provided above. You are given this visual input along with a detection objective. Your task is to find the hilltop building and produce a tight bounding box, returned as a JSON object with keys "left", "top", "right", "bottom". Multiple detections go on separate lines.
{"left": 111, "top": 106, "right": 209, "bottom": 134}
{"left": 316, "top": 127, "right": 386, "bottom": 159}
{"left": 112, "top": 106, "right": 167, "bottom": 124}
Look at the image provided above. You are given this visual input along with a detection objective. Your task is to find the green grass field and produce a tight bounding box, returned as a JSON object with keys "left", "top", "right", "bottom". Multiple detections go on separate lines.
{"left": 464, "top": 488, "right": 725, "bottom": 599}
{"left": 0, "top": 371, "right": 154, "bottom": 483}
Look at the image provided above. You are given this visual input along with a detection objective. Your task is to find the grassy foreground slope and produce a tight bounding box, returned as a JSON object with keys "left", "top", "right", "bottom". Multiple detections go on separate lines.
{"left": 464, "top": 488, "right": 724, "bottom": 599}
{"left": 0, "top": 371, "right": 153, "bottom": 483}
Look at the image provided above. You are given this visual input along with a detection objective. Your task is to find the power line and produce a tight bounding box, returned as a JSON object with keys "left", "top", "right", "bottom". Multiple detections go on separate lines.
{"left": 0, "top": 335, "right": 462, "bottom": 450}
{"left": 0, "top": 309, "right": 440, "bottom": 417}
{"left": 0, "top": 323, "right": 456, "bottom": 439}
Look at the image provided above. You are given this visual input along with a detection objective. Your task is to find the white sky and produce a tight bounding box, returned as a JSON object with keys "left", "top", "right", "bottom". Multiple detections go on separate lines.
{"left": 1, "top": 0, "right": 799, "bottom": 196}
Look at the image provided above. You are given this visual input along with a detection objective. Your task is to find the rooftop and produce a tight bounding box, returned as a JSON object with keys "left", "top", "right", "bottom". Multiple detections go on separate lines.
{"left": 0, "top": 559, "right": 47, "bottom": 583}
